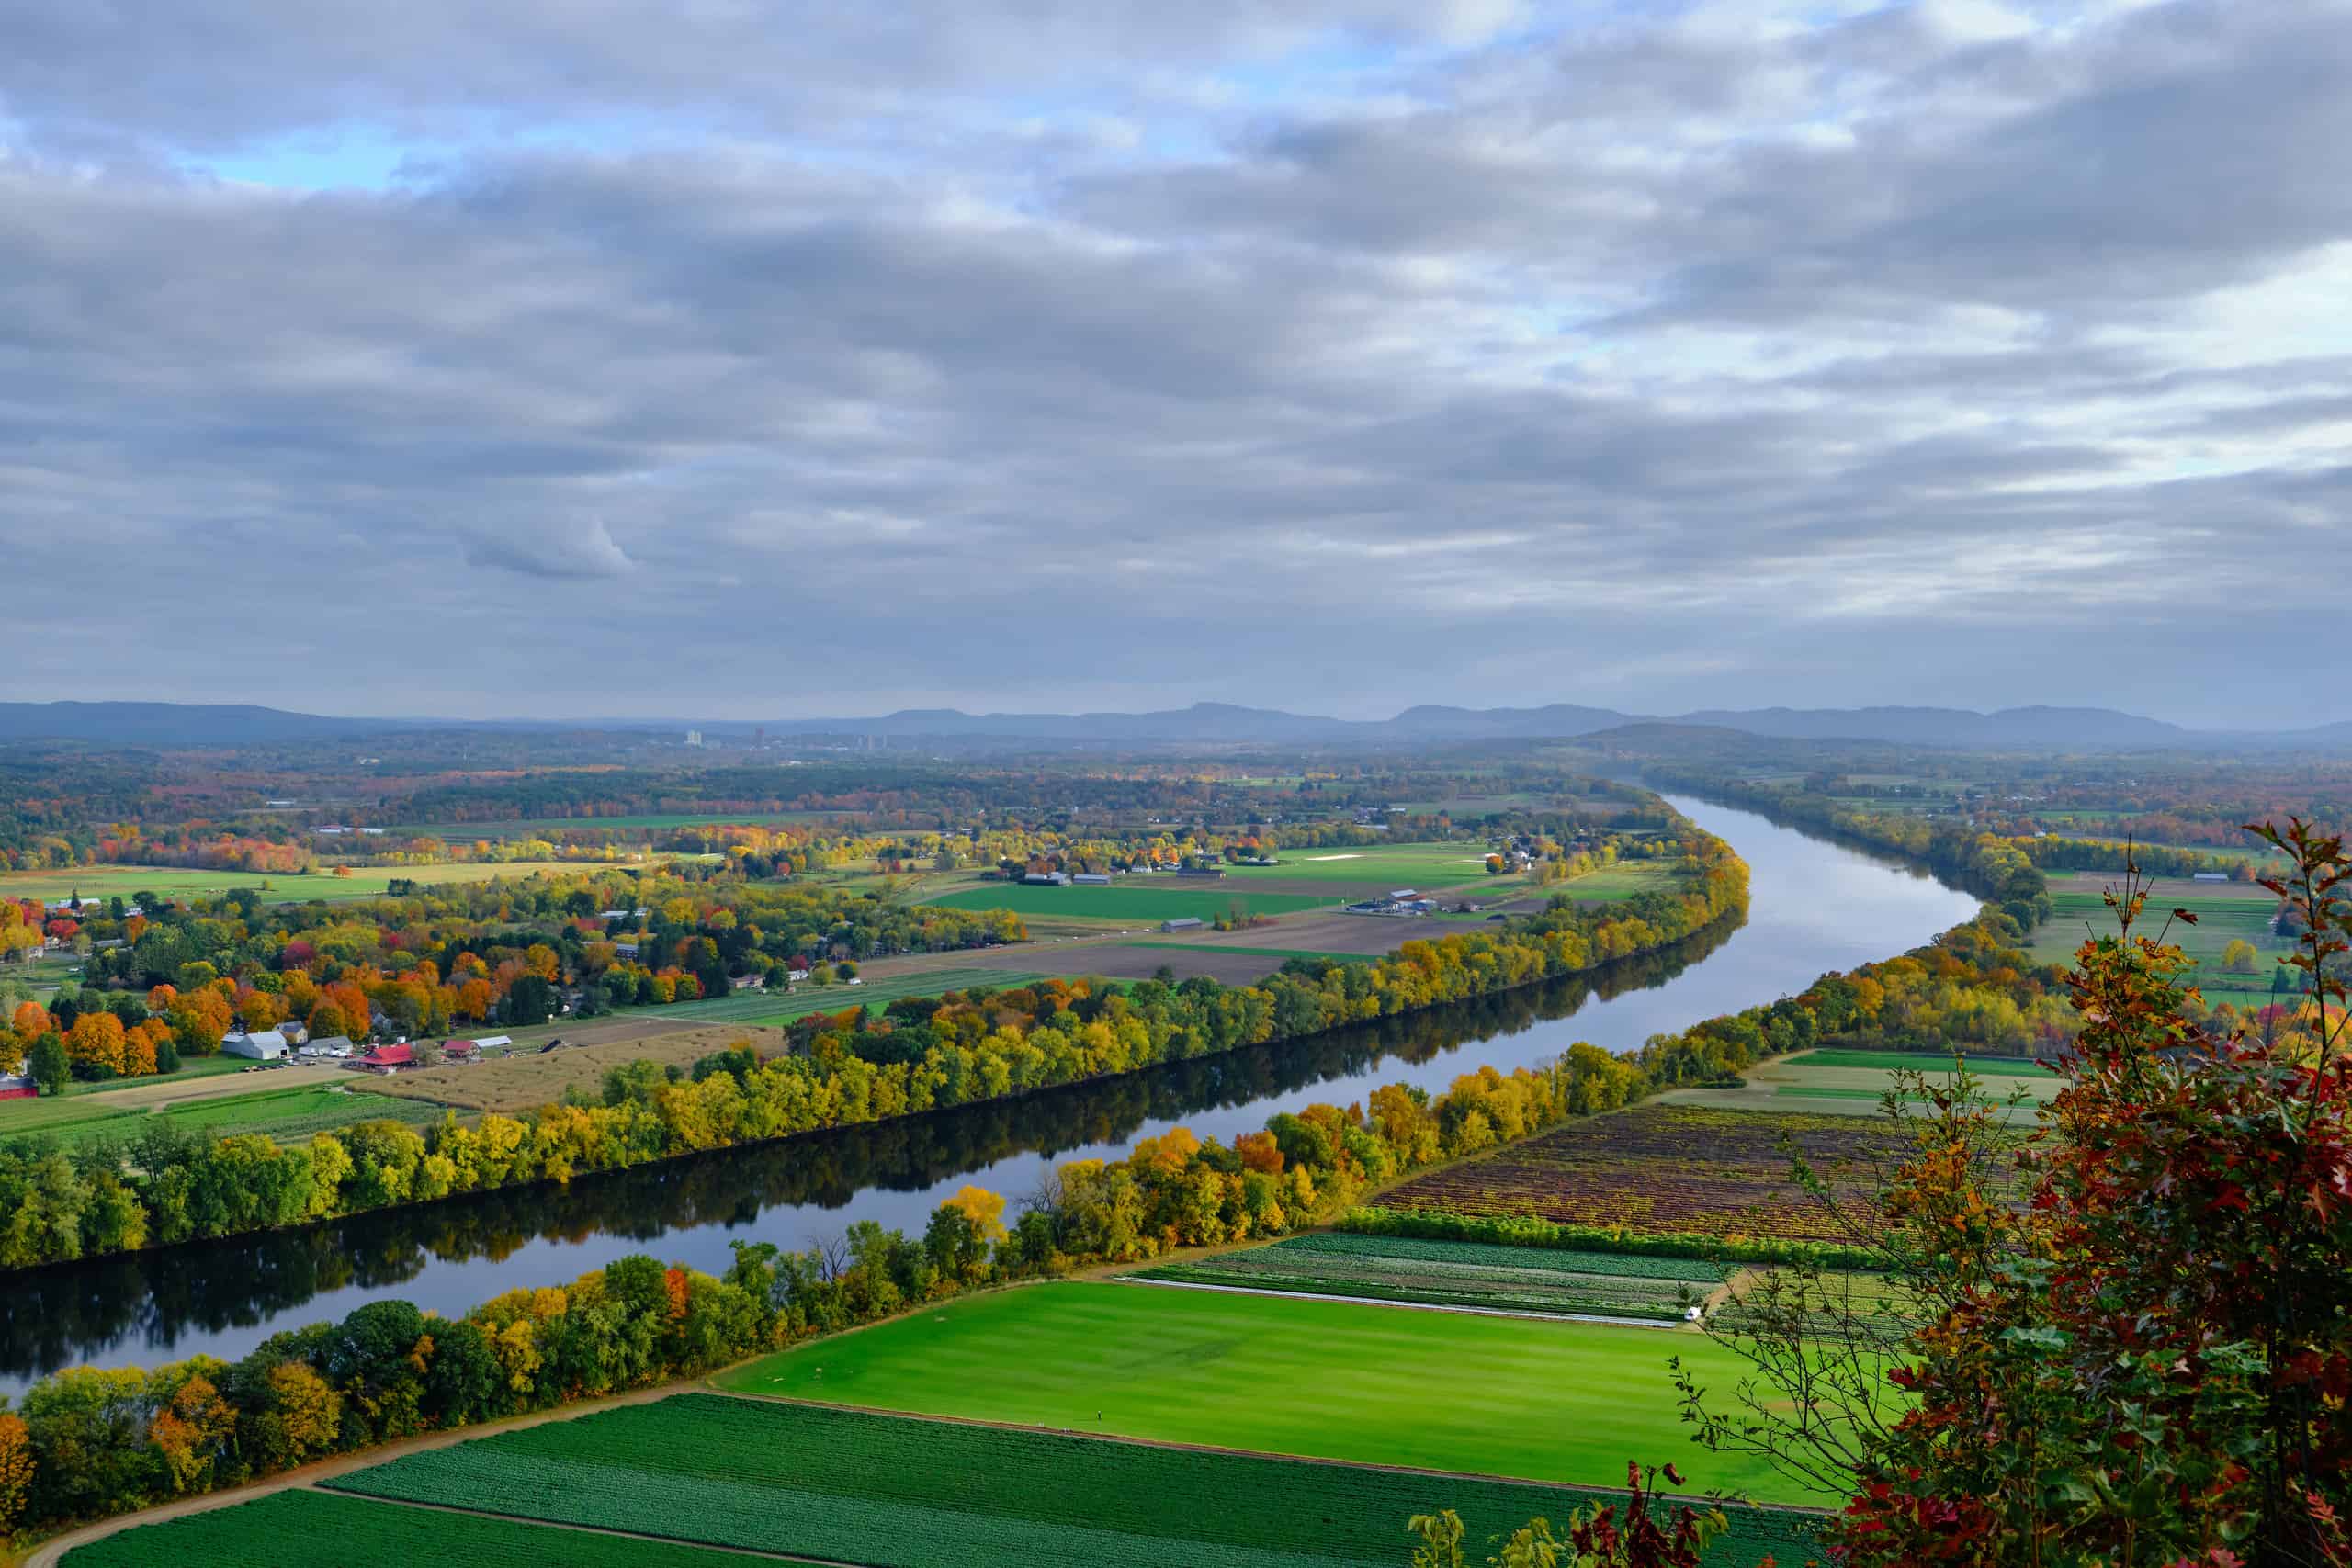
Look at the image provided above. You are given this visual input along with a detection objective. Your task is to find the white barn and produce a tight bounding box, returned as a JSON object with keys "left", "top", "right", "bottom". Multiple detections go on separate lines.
{"left": 222, "top": 1030, "right": 290, "bottom": 1061}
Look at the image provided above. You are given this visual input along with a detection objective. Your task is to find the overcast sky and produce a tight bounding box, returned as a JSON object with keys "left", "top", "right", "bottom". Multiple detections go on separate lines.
{"left": 5, "top": 0, "right": 2347, "bottom": 727}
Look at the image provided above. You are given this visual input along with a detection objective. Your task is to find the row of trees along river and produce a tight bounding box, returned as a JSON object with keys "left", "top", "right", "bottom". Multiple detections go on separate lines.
{"left": 0, "top": 796, "right": 1978, "bottom": 1393}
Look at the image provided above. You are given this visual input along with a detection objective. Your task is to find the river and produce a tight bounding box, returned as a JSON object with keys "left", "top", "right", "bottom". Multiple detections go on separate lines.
{"left": 0, "top": 796, "right": 1979, "bottom": 1391}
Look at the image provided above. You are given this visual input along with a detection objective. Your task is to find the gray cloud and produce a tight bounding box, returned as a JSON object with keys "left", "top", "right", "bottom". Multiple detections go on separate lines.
{"left": 0, "top": 0, "right": 2348, "bottom": 727}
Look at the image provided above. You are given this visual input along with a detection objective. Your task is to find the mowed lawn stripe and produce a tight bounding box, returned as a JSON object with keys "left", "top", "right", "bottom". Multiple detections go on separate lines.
{"left": 717, "top": 1280, "right": 1823, "bottom": 1505}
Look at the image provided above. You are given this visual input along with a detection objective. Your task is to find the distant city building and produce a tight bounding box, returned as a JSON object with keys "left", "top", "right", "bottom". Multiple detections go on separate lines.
{"left": 684, "top": 729, "right": 704, "bottom": 747}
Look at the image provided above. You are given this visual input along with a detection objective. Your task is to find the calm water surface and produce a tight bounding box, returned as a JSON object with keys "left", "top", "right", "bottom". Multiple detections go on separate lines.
{"left": 0, "top": 796, "right": 1977, "bottom": 1390}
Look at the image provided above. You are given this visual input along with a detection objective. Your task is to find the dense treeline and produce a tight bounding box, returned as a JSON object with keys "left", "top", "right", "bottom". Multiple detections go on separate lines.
{"left": 0, "top": 827, "right": 1747, "bottom": 1270}
{"left": 2018, "top": 834, "right": 2259, "bottom": 879}
{"left": 1337, "top": 1206, "right": 1880, "bottom": 1270}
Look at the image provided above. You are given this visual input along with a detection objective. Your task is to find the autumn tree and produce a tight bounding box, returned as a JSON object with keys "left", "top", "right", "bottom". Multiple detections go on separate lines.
{"left": 1685, "top": 829, "right": 2352, "bottom": 1566}
{"left": 0, "top": 1412, "right": 29, "bottom": 1544}
{"left": 2222, "top": 936, "right": 2261, "bottom": 974}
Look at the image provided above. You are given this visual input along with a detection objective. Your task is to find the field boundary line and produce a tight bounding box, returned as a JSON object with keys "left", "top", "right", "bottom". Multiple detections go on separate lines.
{"left": 704, "top": 1387, "right": 1826, "bottom": 1519}
{"left": 308, "top": 1491, "right": 862, "bottom": 1566}
{"left": 1114, "top": 1272, "right": 1698, "bottom": 1329}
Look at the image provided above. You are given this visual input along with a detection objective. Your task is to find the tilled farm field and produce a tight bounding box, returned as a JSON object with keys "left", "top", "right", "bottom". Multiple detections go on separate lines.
{"left": 1374, "top": 1103, "right": 1892, "bottom": 1242}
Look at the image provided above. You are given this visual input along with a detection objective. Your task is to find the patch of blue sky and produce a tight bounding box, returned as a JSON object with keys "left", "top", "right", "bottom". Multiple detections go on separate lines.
{"left": 190, "top": 112, "right": 694, "bottom": 192}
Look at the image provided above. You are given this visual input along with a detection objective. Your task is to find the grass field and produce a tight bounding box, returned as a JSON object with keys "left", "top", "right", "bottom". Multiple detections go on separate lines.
{"left": 331, "top": 1393, "right": 1816, "bottom": 1565}
{"left": 2030, "top": 879, "right": 2298, "bottom": 999}
{"left": 1375, "top": 1103, "right": 1885, "bottom": 1242}
{"left": 716, "top": 1280, "right": 1827, "bottom": 1506}
{"left": 922, "top": 884, "right": 1336, "bottom": 920}
{"left": 1133, "top": 1231, "right": 1727, "bottom": 1322}
{"left": 63, "top": 1487, "right": 772, "bottom": 1568}
{"left": 1661, "top": 1046, "right": 2060, "bottom": 1121}
{"left": 0, "top": 1080, "right": 439, "bottom": 1149}
{"left": 0, "top": 861, "right": 586, "bottom": 908}
{"left": 1219, "top": 843, "right": 1510, "bottom": 886}
{"left": 61, "top": 1056, "right": 253, "bottom": 1095}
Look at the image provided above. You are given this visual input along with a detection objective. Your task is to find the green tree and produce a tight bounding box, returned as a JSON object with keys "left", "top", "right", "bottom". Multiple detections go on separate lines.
{"left": 28, "top": 1032, "right": 68, "bottom": 1095}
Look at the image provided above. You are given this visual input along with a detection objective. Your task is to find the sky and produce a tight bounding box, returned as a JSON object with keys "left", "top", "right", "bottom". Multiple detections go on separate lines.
{"left": 4, "top": 0, "right": 2348, "bottom": 728}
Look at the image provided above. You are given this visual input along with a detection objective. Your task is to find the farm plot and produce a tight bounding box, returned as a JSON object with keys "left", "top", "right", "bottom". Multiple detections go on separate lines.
{"left": 332, "top": 1392, "right": 1819, "bottom": 1564}
{"left": 63, "top": 1488, "right": 766, "bottom": 1568}
{"left": 1133, "top": 1230, "right": 1725, "bottom": 1321}
{"left": 0, "top": 861, "right": 582, "bottom": 908}
{"left": 717, "top": 1280, "right": 1829, "bottom": 1506}
{"left": 922, "top": 884, "right": 1336, "bottom": 921}
{"left": 1, "top": 1080, "right": 438, "bottom": 1150}
{"left": 2031, "top": 878, "right": 2296, "bottom": 999}
{"left": 1218, "top": 842, "right": 1508, "bottom": 888}
{"left": 1374, "top": 1103, "right": 1891, "bottom": 1243}
{"left": 1659, "top": 1046, "right": 2059, "bottom": 1121}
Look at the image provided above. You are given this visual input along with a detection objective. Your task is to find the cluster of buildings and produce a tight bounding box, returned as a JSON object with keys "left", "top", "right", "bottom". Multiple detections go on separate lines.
{"left": 1344, "top": 888, "right": 1438, "bottom": 918}
{"left": 218, "top": 1028, "right": 514, "bottom": 1073}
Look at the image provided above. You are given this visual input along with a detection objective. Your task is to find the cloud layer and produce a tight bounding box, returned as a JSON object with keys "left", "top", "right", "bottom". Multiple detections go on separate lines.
{"left": 3, "top": 0, "right": 2347, "bottom": 724}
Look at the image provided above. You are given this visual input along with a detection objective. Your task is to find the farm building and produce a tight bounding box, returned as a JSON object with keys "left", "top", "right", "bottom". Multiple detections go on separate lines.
{"left": 1161, "top": 916, "right": 1204, "bottom": 932}
{"left": 2192, "top": 872, "right": 2229, "bottom": 883}
{"left": 222, "top": 1030, "right": 290, "bottom": 1060}
{"left": 0, "top": 1073, "right": 34, "bottom": 1101}
{"left": 299, "top": 1036, "right": 355, "bottom": 1059}
{"left": 1023, "top": 871, "right": 1071, "bottom": 886}
{"left": 441, "top": 1040, "right": 481, "bottom": 1061}
{"left": 1071, "top": 873, "right": 1112, "bottom": 886}
{"left": 355, "top": 1043, "right": 414, "bottom": 1072}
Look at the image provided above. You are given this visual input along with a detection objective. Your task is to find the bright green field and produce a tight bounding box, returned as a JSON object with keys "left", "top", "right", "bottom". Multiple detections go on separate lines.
{"left": 2031, "top": 885, "right": 2296, "bottom": 999}
{"left": 64, "top": 1487, "right": 768, "bottom": 1568}
{"left": 0, "top": 1081, "right": 437, "bottom": 1149}
{"left": 1799, "top": 1047, "right": 2054, "bottom": 1077}
{"left": 1220, "top": 843, "right": 1508, "bottom": 886}
{"left": 922, "top": 884, "right": 1335, "bottom": 920}
{"left": 0, "top": 861, "right": 582, "bottom": 908}
{"left": 331, "top": 1394, "right": 1818, "bottom": 1567}
{"left": 716, "top": 1280, "right": 1827, "bottom": 1506}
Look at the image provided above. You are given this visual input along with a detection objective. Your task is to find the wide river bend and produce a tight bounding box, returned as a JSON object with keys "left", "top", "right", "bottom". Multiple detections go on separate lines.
{"left": 0, "top": 796, "right": 1978, "bottom": 1391}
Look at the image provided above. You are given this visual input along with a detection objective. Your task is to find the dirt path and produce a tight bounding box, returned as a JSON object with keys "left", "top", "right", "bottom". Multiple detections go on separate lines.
{"left": 18, "top": 1379, "right": 698, "bottom": 1568}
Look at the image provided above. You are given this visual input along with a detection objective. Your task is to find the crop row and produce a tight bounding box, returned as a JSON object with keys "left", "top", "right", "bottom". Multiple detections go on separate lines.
{"left": 1270, "top": 1230, "right": 1729, "bottom": 1281}
{"left": 64, "top": 1489, "right": 759, "bottom": 1568}
{"left": 327, "top": 1393, "right": 1818, "bottom": 1566}
{"left": 1136, "top": 1262, "right": 1702, "bottom": 1321}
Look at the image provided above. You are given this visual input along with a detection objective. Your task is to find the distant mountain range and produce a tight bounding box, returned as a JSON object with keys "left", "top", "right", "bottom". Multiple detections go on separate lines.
{"left": 0, "top": 700, "right": 2345, "bottom": 751}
